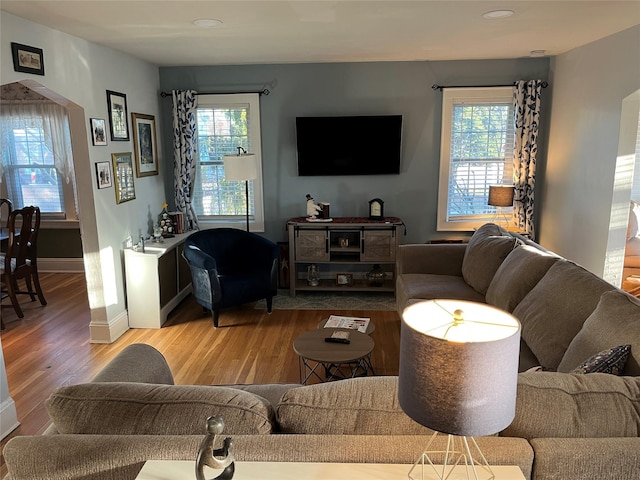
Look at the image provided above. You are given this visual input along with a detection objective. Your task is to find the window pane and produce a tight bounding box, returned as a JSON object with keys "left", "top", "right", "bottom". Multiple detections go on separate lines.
{"left": 195, "top": 105, "right": 253, "bottom": 218}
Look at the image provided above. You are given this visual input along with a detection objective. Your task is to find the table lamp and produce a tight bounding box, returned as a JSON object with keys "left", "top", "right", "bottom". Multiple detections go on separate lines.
{"left": 487, "top": 185, "right": 515, "bottom": 228}
{"left": 223, "top": 147, "right": 257, "bottom": 231}
{"left": 398, "top": 299, "right": 521, "bottom": 480}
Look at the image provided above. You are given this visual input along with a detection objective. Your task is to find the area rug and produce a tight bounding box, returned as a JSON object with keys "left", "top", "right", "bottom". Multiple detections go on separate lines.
{"left": 254, "top": 290, "right": 396, "bottom": 311}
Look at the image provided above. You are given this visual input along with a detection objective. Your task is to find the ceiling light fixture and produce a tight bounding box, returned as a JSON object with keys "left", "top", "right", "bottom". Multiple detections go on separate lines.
{"left": 192, "top": 18, "right": 222, "bottom": 28}
{"left": 530, "top": 50, "right": 546, "bottom": 57}
{"left": 482, "top": 10, "right": 514, "bottom": 19}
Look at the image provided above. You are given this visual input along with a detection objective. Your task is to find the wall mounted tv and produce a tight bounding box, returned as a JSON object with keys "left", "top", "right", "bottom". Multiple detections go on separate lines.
{"left": 296, "top": 115, "right": 402, "bottom": 176}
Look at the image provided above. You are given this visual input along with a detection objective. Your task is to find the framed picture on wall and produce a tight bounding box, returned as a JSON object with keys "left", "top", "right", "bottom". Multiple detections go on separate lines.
{"left": 131, "top": 113, "right": 158, "bottom": 177}
{"left": 95, "top": 161, "right": 112, "bottom": 189}
{"left": 11, "top": 42, "right": 44, "bottom": 76}
{"left": 106, "top": 90, "right": 129, "bottom": 141}
{"left": 90, "top": 118, "right": 108, "bottom": 146}
{"left": 111, "top": 152, "right": 136, "bottom": 203}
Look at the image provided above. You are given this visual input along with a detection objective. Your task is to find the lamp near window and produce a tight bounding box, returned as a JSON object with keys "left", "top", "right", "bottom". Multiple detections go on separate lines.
{"left": 487, "top": 185, "right": 515, "bottom": 227}
{"left": 398, "top": 299, "right": 521, "bottom": 480}
{"left": 223, "top": 147, "right": 257, "bottom": 231}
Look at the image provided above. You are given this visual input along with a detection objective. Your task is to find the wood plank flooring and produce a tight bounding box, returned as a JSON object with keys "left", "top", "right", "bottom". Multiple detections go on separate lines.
{"left": 0, "top": 273, "right": 401, "bottom": 476}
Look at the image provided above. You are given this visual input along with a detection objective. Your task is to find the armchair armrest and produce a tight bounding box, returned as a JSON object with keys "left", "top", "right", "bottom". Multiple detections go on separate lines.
{"left": 182, "top": 245, "right": 222, "bottom": 306}
{"left": 397, "top": 243, "right": 467, "bottom": 276}
{"left": 91, "top": 344, "right": 174, "bottom": 385}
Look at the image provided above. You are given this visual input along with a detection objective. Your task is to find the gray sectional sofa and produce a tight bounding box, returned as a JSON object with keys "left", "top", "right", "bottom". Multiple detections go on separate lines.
{"left": 4, "top": 224, "right": 640, "bottom": 480}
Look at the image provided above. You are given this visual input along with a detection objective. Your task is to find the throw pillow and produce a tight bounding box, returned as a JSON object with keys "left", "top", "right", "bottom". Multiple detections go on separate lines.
{"left": 46, "top": 383, "right": 276, "bottom": 435}
{"left": 571, "top": 345, "right": 631, "bottom": 375}
{"left": 557, "top": 290, "right": 640, "bottom": 375}
{"left": 462, "top": 224, "right": 519, "bottom": 295}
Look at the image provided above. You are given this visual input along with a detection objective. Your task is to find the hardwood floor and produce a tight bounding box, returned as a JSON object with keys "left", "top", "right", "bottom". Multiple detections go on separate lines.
{"left": 0, "top": 273, "right": 401, "bottom": 475}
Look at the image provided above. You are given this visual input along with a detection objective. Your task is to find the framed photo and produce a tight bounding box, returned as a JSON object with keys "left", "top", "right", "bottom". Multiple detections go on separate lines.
{"left": 336, "top": 273, "right": 353, "bottom": 286}
{"left": 90, "top": 118, "right": 107, "bottom": 146}
{"left": 131, "top": 113, "right": 158, "bottom": 177}
{"left": 11, "top": 42, "right": 44, "bottom": 76}
{"left": 106, "top": 90, "right": 129, "bottom": 141}
{"left": 111, "top": 152, "right": 136, "bottom": 203}
{"left": 95, "top": 161, "right": 112, "bottom": 189}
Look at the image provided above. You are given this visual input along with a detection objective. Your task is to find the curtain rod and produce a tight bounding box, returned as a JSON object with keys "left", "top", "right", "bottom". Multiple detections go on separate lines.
{"left": 432, "top": 81, "right": 548, "bottom": 91}
{"left": 160, "top": 89, "right": 270, "bottom": 98}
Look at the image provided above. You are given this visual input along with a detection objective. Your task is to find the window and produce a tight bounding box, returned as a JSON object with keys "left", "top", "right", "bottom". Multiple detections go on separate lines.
{"left": 437, "top": 87, "right": 515, "bottom": 231}
{"left": 1, "top": 103, "right": 76, "bottom": 220}
{"left": 194, "top": 94, "right": 264, "bottom": 230}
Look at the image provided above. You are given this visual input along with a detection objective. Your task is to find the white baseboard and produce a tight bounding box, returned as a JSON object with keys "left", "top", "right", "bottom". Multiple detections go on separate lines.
{"left": 89, "top": 309, "right": 129, "bottom": 344}
{"left": 0, "top": 397, "right": 20, "bottom": 440}
{"left": 38, "top": 258, "right": 85, "bottom": 273}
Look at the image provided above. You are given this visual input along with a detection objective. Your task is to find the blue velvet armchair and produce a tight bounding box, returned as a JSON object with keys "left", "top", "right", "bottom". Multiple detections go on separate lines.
{"left": 183, "top": 228, "right": 279, "bottom": 327}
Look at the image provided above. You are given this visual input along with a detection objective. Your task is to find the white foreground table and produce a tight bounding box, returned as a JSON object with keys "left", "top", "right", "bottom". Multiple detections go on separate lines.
{"left": 136, "top": 460, "right": 526, "bottom": 480}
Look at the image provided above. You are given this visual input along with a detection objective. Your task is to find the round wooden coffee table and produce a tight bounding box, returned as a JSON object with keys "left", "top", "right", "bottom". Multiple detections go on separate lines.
{"left": 293, "top": 328, "right": 375, "bottom": 385}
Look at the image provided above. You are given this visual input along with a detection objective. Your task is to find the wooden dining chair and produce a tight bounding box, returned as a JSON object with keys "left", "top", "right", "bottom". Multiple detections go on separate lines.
{"left": 0, "top": 198, "right": 12, "bottom": 228}
{"left": 1, "top": 206, "right": 47, "bottom": 325}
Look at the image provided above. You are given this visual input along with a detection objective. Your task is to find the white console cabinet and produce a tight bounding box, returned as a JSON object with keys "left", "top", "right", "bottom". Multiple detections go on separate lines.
{"left": 124, "top": 233, "right": 192, "bottom": 328}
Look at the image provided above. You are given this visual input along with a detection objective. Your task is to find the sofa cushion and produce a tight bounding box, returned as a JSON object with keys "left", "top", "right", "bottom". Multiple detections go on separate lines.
{"left": 276, "top": 376, "right": 433, "bottom": 435}
{"left": 512, "top": 261, "right": 615, "bottom": 371}
{"left": 486, "top": 245, "right": 559, "bottom": 312}
{"left": 501, "top": 372, "right": 640, "bottom": 439}
{"left": 558, "top": 290, "right": 640, "bottom": 375}
{"left": 571, "top": 345, "right": 631, "bottom": 375}
{"left": 46, "top": 383, "right": 275, "bottom": 435}
{"left": 397, "top": 273, "right": 486, "bottom": 307}
{"left": 462, "top": 224, "right": 519, "bottom": 295}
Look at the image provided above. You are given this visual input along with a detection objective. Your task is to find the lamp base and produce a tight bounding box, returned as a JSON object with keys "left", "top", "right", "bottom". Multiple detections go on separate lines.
{"left": 408, "top": 432, "right": 495, "bottom": 480}
{"left": 489, "top": 207, "right": 511, "bottom": 229}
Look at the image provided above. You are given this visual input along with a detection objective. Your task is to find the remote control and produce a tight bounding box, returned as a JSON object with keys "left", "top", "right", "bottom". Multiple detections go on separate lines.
{"left": 325, "top": 337, "right": 350, "bottom": 344}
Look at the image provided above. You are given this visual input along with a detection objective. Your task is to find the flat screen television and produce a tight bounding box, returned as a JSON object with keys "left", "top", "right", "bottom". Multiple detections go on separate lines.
{"left": 296, "top": 115, "right": 402, "bottom": 176}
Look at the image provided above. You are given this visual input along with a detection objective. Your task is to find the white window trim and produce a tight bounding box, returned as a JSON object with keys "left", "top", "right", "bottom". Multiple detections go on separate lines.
{"left": 195, "top": 93, "right": 265, "bottom": 232}
{"left": 437, "top": 86, "right": 514, "bottom": 232}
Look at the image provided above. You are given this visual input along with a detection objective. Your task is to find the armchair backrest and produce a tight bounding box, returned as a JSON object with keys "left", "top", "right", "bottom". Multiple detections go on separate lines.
{"left": 184, "top": 228, "right": 277, "bottom": 274}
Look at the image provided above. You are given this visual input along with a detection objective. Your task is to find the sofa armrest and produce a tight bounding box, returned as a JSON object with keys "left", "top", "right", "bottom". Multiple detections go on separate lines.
{"left": 397, "top": 244, "right": 467, "bottom": 276}
{"left": 530, "top": 438, "right": 640, "bottom": 480}
{"left": 3, "top": 434, "right": 533, "bottom": 480}
{"left": 91, "top": 344, "right": 174, "bottom": 385}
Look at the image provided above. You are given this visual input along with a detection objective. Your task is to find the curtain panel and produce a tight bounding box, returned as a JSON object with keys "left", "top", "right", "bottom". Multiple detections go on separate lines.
{"left": 513, "top": 80, "right": 543, "bottom": 238}
{"left": 172, "top": 90, "right": 199, "bottom": 231}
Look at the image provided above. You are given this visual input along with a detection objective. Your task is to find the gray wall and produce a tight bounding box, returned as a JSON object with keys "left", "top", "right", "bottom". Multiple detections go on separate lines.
{"left": 159, "top": 59, "right": 549, "bottom": 244}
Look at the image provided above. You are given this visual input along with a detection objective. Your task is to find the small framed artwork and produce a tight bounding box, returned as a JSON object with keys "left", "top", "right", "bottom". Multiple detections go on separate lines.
{"left": 131, "top": 113, "right": 158, "bottom": 177}
{"left": 111, "top": 152, "right": 136, "bottom": 203}
{"left": 90, "top": 118, "right": 107, "bottom": 146}
{"left": 95, "top": 161, "right": 112, "bottom": 189}
{"left": 106, "top": 90, "right": 129, "bottom": 141}
{"left": 336, "top": 273, "right": 353, "bottom": 286}
{"left": 11, "top": 42, "right": 44, "bottom": 76}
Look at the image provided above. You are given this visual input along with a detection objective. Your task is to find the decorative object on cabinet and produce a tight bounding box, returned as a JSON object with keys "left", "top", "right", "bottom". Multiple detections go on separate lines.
{"left": 158, "top": 203, "right": 175, "bottom": 237}
{"left": 223, "top": 146, "right": 257, "bottom": 232}
{"left": 95, "top": 161, "right": 112, "bottom": 189}
{"left": 106, "top": 90, "right": 129, "bottom": 141}
{"left": 11, "top": 42, "right": 44, "bottom": 76}
{"left": 307, "top": 264, "right": 320, "bottom": 286}
{"left": 368, "top": 198, "right": 384, "bottom": 220}
{"left": 131, "top": 113, "right": 159, "bottom": 177}
{"left": 287, "top": 217, "right": 403, "bottom": 296}
{"left": 336, "top": 273, "right": 353, "bottom": 286}
{"left": 398, "top": 299, "right": 521, "bottom": 480}
{"left": 111, "top": 152, "right": 136, "bottom": 203}
{"left": 366, "top": 264, "right": 387, "bottom": 286}
{"left": 305, "top": 194, "right": 323, "bottom": 220}
{"left": 90, "top": 118, "right": 107, "bottom": 146}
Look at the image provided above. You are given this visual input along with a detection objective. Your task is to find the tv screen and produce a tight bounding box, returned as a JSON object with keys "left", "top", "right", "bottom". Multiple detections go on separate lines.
{"left": 296, "top": 115, "right": 402, "bottom": 176}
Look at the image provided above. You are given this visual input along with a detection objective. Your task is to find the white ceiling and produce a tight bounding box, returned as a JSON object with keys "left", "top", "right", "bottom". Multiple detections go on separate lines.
{"left": 2, "top": 1, "right": 639, "bottom": 66}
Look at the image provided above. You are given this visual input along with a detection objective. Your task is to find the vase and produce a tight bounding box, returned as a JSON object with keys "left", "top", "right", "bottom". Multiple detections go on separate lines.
{"left": 307, "top": 264, "right": 319, "bottom": 286}
{"left": 366, "top": 264, "right": 386, "bottom": 287}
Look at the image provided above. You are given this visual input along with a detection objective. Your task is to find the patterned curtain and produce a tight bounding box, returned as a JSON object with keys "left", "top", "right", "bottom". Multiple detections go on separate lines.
{"left": 513, "top": 80, "right": 543, "bottom": 238}
{"left": 172, "top": 90, "right": 199, "bottom": 231}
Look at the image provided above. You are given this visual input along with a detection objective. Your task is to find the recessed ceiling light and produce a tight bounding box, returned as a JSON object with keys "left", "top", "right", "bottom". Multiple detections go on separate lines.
{"left": 530, "top": 50, "right": 546, "bottom": 57}
{"left": 192, "top": 18, "right": 222, "bottom": 28}
{"left": 482, "top": 10, "right": 514, "bottom": 19}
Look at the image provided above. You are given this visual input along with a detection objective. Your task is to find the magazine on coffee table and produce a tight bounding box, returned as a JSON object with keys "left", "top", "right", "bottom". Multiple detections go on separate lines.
{"left": 324, "top": 315, "right": 370, "bottom": 333}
